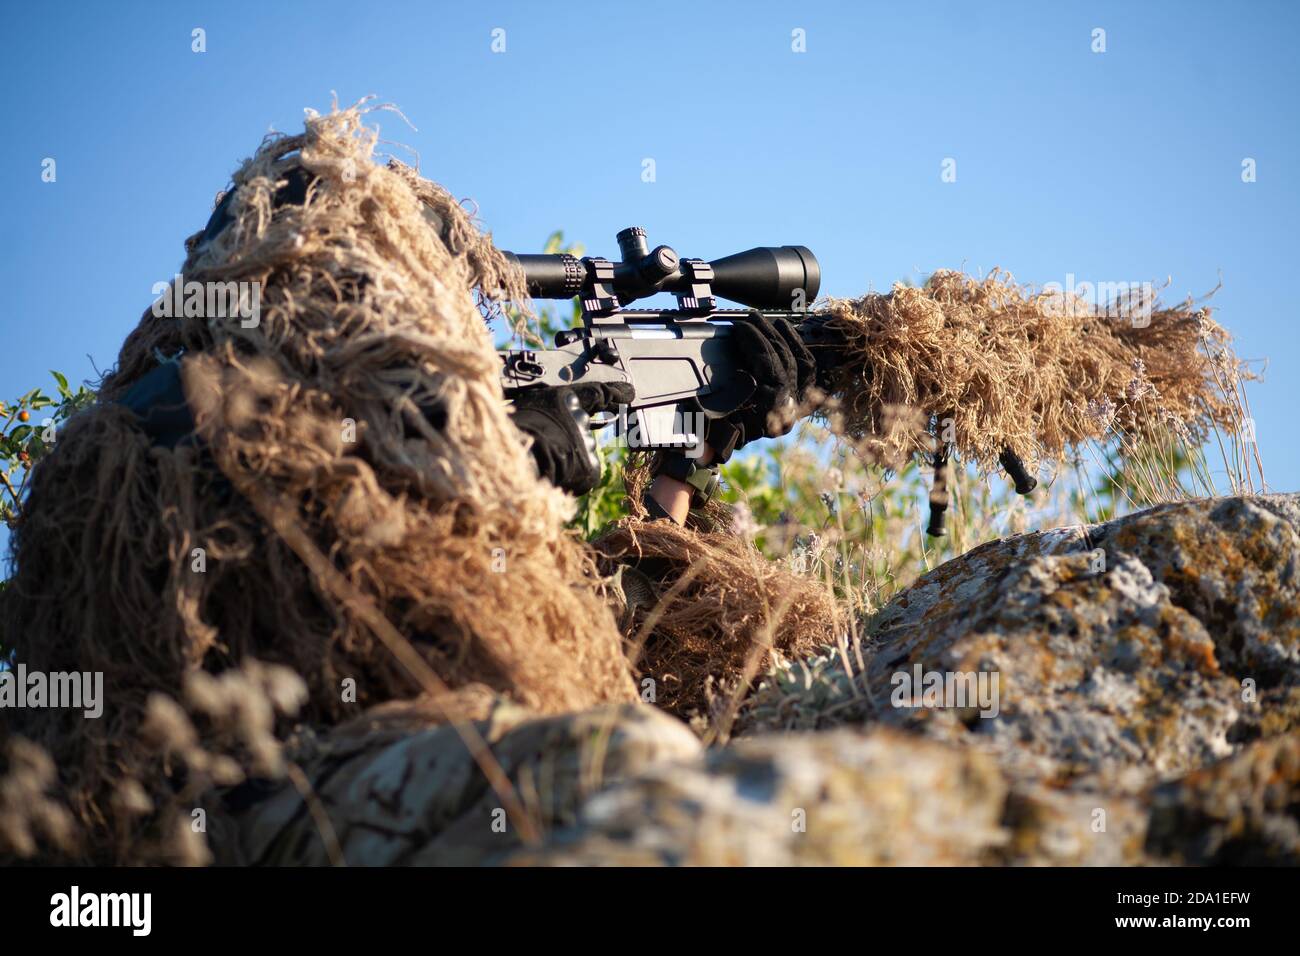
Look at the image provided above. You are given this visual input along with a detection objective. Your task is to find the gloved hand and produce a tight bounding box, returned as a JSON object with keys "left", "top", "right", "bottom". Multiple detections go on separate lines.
{"left": 705, "top": 312, "right": 816, "bottom": 462}
{"left": 512, "top": 381, "right": 635, "bottom": 495}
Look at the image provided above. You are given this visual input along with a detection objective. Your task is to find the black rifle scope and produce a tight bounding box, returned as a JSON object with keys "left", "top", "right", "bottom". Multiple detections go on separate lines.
{"left": 503, "top": 226, "right": 820, "bottom": 310}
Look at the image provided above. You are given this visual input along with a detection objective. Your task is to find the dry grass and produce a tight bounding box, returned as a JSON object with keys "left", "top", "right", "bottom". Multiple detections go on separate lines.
{"left": 592, "top": 515, "right": 840, "bottom": 736}
{"left": 0, "top": 101, "right": 633, "bottom": 864}
{"left": 822, "top": 270, "right": 1252, "bottom": 476}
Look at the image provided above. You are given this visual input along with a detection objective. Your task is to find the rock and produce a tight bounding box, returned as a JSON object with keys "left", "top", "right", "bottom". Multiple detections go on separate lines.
{"left": 214, "top": 494, "right": 1300, "bottom": 865}
{"left": 734, "top": 493, "right": 1300, "bottom": 864}
{"left": 505, "top": 728, "right": 1008, "bottom": 865}
{"left": 999, "top": 784, "right": 1148, "bottom": 866}
{"left": 1145, "top": 730, "right": 1300, "bottom": 865}
{"left": 208, "top": 698, "right": 702, "bottom": 865}
{"left": 744, "top": 494, "right": 1300, "bottom": 785}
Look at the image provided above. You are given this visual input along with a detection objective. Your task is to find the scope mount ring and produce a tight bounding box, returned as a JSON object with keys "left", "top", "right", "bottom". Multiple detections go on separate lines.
{"left": 581, "top": 258, "right": 621, "bottom": 316}
{"left": 675, "top": 259, "right": 717, "bottom": 314}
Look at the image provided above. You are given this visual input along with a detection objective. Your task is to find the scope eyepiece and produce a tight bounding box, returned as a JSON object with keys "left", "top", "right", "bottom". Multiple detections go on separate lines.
{"left": 502, "top": 228, "right": 820, "bottom": 311}
{"left": 505, "top": 252, "right": 587, "bottom": 299}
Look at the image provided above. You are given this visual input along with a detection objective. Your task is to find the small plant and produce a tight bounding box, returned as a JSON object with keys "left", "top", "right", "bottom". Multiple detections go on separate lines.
{"left": 0, "top": 371, "right": 95, "bottom": 664}
{"left": 0, "top": 372, "right": 96, "bottom": 529}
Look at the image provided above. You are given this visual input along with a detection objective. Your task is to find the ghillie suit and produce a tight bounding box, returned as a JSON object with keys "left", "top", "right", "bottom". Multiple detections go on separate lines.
{"left": 595, "top": 457, "right": 840, "bottom": 732}
{"left": 820, "top": 270, "right": 1253, "bottom": 476}
{"left": 0, "top": 103, "right": 634, "bottom": 864}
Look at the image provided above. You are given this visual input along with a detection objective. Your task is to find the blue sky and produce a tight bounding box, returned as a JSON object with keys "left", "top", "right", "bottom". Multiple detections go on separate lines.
{"left": 3, "top": 0, "right": 1297, "bottom": 547}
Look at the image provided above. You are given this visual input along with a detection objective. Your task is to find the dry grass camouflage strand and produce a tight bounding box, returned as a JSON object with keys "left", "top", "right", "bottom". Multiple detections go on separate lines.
{"left": 0, "top": 102, "right": 633, "bottom": 863}
{"left": 593, "top": 514, "right": 840, "bottom": 725}
{"left": 821, "top": 270, "right": 1249, "bottom": 471}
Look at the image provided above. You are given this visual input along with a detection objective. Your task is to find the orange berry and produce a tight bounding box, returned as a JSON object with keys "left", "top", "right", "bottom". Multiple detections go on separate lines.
{"left": 18, "top": 410, "right": 30, "bottom": 422}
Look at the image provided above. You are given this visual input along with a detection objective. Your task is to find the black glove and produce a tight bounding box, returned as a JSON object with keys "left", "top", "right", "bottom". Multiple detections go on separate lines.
{"left": 705, "top": 312, "right": 816, "bottom": 462}
{"left": 512, "top": 382, "right": 635, "bottom": 495}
